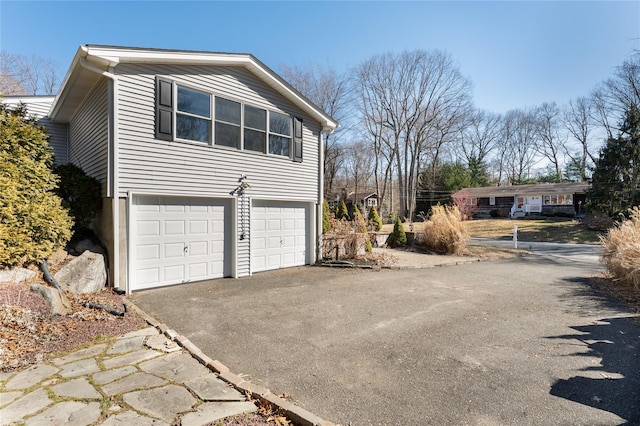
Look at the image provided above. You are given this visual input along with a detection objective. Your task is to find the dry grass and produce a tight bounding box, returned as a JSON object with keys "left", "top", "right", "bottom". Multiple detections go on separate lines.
{"left": 601, "top": 208, "right": 640, "bottom": 289}
{"left": 462, "top": 218, "right": 602, "bottom": 244}
{"left": 416, "top": 205, "right": 469, "bottom": 254}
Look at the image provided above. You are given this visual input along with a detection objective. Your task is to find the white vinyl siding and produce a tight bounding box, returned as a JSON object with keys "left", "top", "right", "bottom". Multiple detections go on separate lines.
{"left": 1, "top": 96, "right": 69, "bottom": 164}
{"left": 68, "top": 78, "right": 109, "bottom": 196}
{"left": 115, "top": 63, "right": 320, "bottom": 203}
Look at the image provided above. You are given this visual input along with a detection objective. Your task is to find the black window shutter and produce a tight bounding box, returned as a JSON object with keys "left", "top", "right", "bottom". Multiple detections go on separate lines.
{"left": 293, "top": 117, "right": 303, "bottom": 162}
{"left": 156, "top": 78, "right": 173, "bottom": 141}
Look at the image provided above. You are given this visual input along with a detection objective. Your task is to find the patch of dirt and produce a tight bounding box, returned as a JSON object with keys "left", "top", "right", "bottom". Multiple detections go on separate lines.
{"left": 0, "top": 279, "right": 145, "bottom": 372}
{"left": 591, "top": 276, "right": 640, "bottom": 315}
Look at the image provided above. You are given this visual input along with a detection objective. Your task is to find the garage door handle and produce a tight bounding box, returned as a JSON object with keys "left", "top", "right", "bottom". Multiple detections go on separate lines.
{"left": 184, "top": 245, "right": 188, "bottom": 253}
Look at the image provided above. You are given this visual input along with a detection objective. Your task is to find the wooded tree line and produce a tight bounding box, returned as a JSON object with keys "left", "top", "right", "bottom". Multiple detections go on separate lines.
{"left": 281, "top": 51, "right": 640, "bottom": 220}
{"left": 2, "top": 49, "right": 638, "bottom": 219}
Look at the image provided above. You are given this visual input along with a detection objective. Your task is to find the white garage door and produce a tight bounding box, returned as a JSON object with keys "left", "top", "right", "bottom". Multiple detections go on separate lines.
{"left": 252, "top": 200, "right": 308, "bottom": 273}
{"left": 132, "top": 196, "right": 229, "bottom": 291}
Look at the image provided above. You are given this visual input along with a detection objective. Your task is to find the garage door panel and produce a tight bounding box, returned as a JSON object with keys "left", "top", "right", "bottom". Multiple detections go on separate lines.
{"left": 133, "top": 196, "right": 229, "bottom": 291}
{"left": 164, "top": 220, "right": 185, "bottom": 236}
{"left": 189, "top": 241, "right": 208, "bottom": 256}
{"left": 164, "top": 242, "right": 186, "bottom": 259}
{"left": 138, "top": 220, "right": 160, "bottom": 237}
{"left": 137, "top": 244, "right": 160, "bottom": 261}
{"left": 189, "top": 220, "right": 208, "bottom": 235}
{"left": 252, "top": 200, "right": 308, "bottom": 273}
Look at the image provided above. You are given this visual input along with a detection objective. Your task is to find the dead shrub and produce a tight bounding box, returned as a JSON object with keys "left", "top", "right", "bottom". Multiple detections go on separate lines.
{"left": 323, "top": 218, "right": 368, "bottom": 259}
{"left": 418, "top": 205, "right": 469, "bottom": 254}
{"left": 601, "top": 207, "right": 640, "bottom": 289}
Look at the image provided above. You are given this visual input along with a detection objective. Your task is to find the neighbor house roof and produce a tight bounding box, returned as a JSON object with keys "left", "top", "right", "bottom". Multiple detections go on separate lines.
{"left": 453, "top": 182, "right": 590, "bottom": 198}
{"left": 49, "top": 45, "right": 339, "bottom": 131}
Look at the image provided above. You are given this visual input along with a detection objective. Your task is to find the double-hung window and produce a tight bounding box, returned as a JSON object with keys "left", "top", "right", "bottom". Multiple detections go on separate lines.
{"left": 244, "top": 105, "right": 266, "bottom": 153}
{"left": 215, "top": 97, "right": 241, "bottom": 148}
{"left": 176, "top": 86, "right": 211, "bottom": 143}
{"left": 269, "top": 112, "right": 291, "bottom": 157}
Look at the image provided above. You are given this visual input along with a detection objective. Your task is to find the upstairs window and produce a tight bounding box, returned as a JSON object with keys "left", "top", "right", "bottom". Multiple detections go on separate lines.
{"left": 176, "top": 86, "right": 211, "bottom": 143}
{"left": 215, "top": 97, "right": 241, "bottom": 148}
{"left": 269, "top": 112, "right": 291, "bottom": 157}
{"left": 156, "top": 77, "right": 302, "bottom": 162}
{"left": 244, "top": 105, "right": 266, "bottom": 153}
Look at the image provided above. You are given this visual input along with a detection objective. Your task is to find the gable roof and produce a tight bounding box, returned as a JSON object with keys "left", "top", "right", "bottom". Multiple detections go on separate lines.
{"left": 50, "top": 45, "right": 339, "bottom": 131}
{"left": 453, "top": 182, "right": 590, "bottom": 198}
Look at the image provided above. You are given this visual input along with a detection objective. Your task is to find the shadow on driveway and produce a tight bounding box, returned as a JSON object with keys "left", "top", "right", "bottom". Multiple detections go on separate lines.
{"left": 548, "top": 317, "right": 640, "bottom": 424}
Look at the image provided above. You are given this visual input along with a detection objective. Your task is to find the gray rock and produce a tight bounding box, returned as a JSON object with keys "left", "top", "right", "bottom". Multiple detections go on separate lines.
{"left": 0, "top": 388, "right": 52, "bottom": 424}
{"left": 123, "top": 384, "right": 196, "bottom": 423}
{"left": 59, "top": 358, "right": 100, "bottom": 378}
{"left": 107, "top": 335, "right": 146, "bottom": 354}
{"left": 0, "top": 391, "right": 23, "bottom": 408}
{"left": 51, "top": 377, "right": 101, "bottom": 399}
{"left": 51, "top": 343, "right": 107, "bottom": 366}
{"left": 139, "top": 352, "right": 210, "bottom": 384}
{"left": 26, "top": 401, "right": 101, "bottom": 426}
{"left": 0, "top": 267, "right": 36, "bottom": 283}
{"left": 145, "top": 334, "right": 181, "bottom": 353}
{"left": 4, "top": 364, "right": 59, "bottom": 390}
{"left": 92, "top": 366, "right": 137, "bottom": 385}
{"left": 100, "top": 410, "right": 170, "bottom": 426}
{"left": 184, "top": 375, "right": 245, "bottom": 401}
{"left": 30, "top": 284, "right": 71, "bottom": 316}
{"left": 54, "top": 250, "right": 106, "bottom": 293}
{"left": 102, "top": 349, "right": 161, "bottom": 369}
{"left": 102, "top": 372, "right": 167, "bottom": 396}
{"left": 180, "top": 401, "right": 257, "bottom": 426}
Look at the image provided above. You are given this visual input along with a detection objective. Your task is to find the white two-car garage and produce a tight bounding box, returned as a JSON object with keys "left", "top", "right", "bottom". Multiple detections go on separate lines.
{"left": 129, "top": 196, "right": 314, "bottom": 291}
{"left": 131, "top": 196, "right": 231, "bottom": 291}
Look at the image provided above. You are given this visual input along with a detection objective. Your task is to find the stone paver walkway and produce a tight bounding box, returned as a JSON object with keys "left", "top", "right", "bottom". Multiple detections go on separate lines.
{"left": 0, "top": 326, "right": 257, "bottom": 425}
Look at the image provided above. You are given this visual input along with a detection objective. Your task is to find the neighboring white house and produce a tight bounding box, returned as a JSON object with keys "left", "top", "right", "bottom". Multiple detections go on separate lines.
{"left": 2, "top": 45, "right": 338, "bottom": 292}
{"left": 453, "top": 182, "right": 590, "bottom": 218}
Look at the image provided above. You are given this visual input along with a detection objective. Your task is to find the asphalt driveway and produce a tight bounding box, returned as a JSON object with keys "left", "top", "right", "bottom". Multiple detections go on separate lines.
{"left": 131, "top": 254, "right": 640, "bottom": 425}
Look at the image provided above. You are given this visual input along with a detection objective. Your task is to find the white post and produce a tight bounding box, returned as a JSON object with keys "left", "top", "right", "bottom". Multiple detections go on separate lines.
{"left": 513, "top": 225, "right": 518, "bottom": 249}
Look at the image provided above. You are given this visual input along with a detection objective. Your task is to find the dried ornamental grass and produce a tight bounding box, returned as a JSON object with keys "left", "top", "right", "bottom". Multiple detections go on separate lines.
{"left": 420, "top": 205, "right": 470, "bottom": 255}
{"left": 601, "top": 207, "right": 640, "bottom": 289}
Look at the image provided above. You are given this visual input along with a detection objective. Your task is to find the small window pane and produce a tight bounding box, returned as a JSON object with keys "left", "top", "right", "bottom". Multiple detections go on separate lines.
{"left": 176, "top": 114, "right": 209, "bottom": 142}
{"left": 216, "top": 97, "right": 241, "bottom": 124}
{"left": 270, "top": 112, "right": 290, "bottom": 136}
{"left": 215, "top": 122, "right": 240, "bottom": 148}
{"left": 177, "top": 86, "right": 210, "bottom": 118}
{"left": 269, "top": 135, "right": 290, "bottom": 156}
{"left": 245, "top": 129, "right": 266, "bottom": 152}
{"left": 245, "top": 106, "right": 266, "bottom": 130}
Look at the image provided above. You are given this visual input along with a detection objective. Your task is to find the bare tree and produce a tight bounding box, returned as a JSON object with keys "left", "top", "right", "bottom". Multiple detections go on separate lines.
{"left": 353, "top": 49, "right": 472, "bottom": 220}
{"left": 561, "top": 97, "right": 598, "bottom": 181}
{"left": 591, "top": 56, "right": 640, "bottom": 138}
{"left": 279, "top": 63, "right": 351, "bottom": 196}
{"left": 0, "top": 51, "right": 60, "bottom": 96}
{"left": 344, "top": 140, "right": 374, "bottom": 207}
{"left": 533, "top": 102, "right": 565, "bottom": 180}
{"left": 501, "top": 109, "right": 539, "bottom": 183}
{"left": 458, "top": 109, "right": 502, "bottom": 166}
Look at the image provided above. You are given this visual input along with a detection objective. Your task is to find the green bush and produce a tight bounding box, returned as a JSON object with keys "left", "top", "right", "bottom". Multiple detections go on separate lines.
{"left": 368, "top": 205, "right": 382, "bottom": 231}
{"left": 336, "top": 200, "right": 349, "bottom": 220}
{"left": 386, "top": 216, "right": 407, "bottom": 247}
{"left": 54, "top": 163, "right": 101, "bottom": 232}
{"left": 322, "top": 198, "right": 332, "bottom": 234}
{"left": 0, "top": 104, "right": 72, "bottom": 267}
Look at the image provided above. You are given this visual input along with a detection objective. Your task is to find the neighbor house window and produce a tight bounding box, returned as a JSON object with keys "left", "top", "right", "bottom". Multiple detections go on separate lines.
{"left": 367, "top": 198, "right": 377, "bottom": 207}
{"left": 489, "top": 197, "right": 496, "bottom": 206}
{"left": 269, "top": 112, "right": 291, "bottom": 157}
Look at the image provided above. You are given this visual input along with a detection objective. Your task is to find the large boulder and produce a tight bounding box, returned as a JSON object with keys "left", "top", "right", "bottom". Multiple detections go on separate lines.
{"left": 30, "top": 284, "right": 72, "bottom": 316}
{"left": 54, "top": 251, "right": 107, "bottom": 293}
{"left": 0, "top": 267, "right": 36, "bottom": 283}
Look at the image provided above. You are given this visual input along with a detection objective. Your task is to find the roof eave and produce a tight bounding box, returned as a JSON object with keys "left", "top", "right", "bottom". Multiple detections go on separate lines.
{"left": 51, "top": 45, "right": 338, "bottom": 129}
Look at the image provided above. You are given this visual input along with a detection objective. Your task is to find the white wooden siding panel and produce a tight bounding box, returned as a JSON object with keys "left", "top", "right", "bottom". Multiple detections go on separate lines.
{"left": 115, "top": 63, "right": 321, "bottom": 202}
{"left": 68, "top": 79, "right": 109, "bottom": 195}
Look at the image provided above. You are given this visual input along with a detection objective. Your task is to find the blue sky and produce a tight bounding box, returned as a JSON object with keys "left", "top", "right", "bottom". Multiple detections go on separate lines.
{"left": 1, "top": 1, "right": 638, "bottom": 114}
